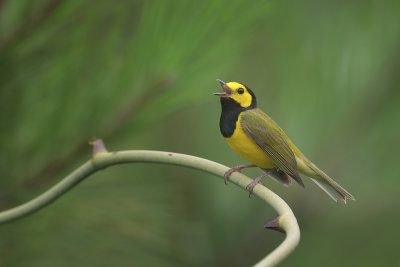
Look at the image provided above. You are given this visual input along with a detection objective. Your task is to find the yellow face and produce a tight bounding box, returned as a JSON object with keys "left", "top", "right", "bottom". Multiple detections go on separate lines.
{"left": 214, "top": 79, "right": 256, "bottom": 108}
{"left": 225, "top": 82, "right": 253, "bottom": 108}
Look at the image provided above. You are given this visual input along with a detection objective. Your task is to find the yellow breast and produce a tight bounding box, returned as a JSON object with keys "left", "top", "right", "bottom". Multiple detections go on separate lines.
{"left": 225, "top": 114, "right": 275, "bottom": 169}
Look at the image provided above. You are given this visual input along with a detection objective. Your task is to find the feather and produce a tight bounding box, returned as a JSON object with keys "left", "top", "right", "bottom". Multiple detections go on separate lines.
{"left": 267, "top": 169, "right": 291, "bottom": 187}
{"left": 241, "top": 109, "right": 304, "bottom": 186}
{"left": 307, "top": 162, "right": 355, "bottom": 203}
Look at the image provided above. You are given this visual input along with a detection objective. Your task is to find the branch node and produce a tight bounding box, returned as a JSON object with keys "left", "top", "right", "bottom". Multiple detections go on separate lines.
{"left": 264, "top": 215, "right": 284, "bottom": 233}
{"left": 89, "top": 137, "right": 108, "bottom": 159}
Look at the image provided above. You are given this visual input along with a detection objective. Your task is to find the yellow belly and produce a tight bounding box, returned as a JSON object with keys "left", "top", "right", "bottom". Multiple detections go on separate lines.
{"left": 225, "top": 115, "right": 275, "bottom": 169}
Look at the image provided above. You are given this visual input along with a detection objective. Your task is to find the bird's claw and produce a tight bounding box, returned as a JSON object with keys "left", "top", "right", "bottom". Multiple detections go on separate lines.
{"left": 246, "top": 177, "right": 264, "bottom": 198}
{"left": 224, "top": 169, "right": 235, "bottom": 184}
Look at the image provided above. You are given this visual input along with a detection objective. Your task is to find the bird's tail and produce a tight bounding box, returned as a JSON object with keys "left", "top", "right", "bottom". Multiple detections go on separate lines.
{"left": 301, "top": 157, "right": 355, "bottom": 203}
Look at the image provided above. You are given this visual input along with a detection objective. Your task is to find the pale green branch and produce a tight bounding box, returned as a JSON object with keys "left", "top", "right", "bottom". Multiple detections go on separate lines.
{"left": 0, "top": 140, "right": 300, "bottom": 266}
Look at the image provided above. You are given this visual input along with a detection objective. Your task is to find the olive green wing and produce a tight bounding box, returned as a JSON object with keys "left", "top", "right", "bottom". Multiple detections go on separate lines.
{"left": 241, "top": 109, "right": 304, "bottom": 186}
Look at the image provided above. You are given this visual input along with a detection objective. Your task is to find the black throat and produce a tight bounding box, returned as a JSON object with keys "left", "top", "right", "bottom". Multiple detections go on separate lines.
{"left": 218, "top": 89, "right": 257, "bottom": 138}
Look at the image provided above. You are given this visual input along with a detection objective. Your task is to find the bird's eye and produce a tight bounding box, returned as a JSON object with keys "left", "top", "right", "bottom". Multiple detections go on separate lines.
{"left": 238, "top": 88, "right": 244, "bottom": 94}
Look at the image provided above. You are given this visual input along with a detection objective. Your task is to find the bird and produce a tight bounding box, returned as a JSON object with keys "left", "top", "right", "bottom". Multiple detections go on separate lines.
{"left": 214, "top": 79, "right": 355, "bottom": 203}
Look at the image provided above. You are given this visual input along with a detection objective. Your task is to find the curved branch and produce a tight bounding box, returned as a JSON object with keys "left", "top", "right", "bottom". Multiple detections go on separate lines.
{"left": 0, "top": 139, "right": 300, "bottom": 266}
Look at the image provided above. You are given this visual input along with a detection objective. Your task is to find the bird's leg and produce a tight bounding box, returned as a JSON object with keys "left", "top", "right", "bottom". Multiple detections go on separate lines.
{"left": 224, "top": 164, "right": 256, "bottom": 184}
{"left": 246, "top": 168, "right": 276, "bottom": 197}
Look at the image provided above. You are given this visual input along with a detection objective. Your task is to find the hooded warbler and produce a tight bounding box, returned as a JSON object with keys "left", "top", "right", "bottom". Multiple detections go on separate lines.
{"left": 214, "top": 79, "right": 354, "bottom": 203}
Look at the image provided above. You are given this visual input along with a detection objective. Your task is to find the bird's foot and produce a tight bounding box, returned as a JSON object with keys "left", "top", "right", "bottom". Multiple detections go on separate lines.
{"left": 224, "top": 164, "right": 256, "bottom": 184}
{"left": 245, "top": 169, "right": 275, "bottom": 197}
{"left": 245, "top": 175, "right": 266, "bottom": 197}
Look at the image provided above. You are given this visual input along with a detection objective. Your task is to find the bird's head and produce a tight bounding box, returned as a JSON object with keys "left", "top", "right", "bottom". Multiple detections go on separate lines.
{"left": 213, "top": 79, "right": 257, "bottom": 109}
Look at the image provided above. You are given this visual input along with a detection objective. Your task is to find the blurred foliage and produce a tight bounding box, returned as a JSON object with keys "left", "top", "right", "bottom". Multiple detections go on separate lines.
{"left": 0, "top": 0, "right": 399, "bottom": 266}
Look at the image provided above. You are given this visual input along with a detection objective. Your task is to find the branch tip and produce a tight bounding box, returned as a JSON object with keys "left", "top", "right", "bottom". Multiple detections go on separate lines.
{"left": 264, "top": 215, "right": 284, "bottom": 233}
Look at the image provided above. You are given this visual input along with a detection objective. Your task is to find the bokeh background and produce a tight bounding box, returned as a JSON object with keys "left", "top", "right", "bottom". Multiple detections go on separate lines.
{"left": 1, "top": 1, "right": 399, "bottom": 266}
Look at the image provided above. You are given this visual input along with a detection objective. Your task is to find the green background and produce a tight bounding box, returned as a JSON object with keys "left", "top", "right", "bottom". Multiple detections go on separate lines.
{"left": 1, "top": 1, "right": 399, "bottom": 266}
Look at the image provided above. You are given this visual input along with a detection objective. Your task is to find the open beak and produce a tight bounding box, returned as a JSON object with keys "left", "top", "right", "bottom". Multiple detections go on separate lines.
{"left": 213, "top": 79, "right": 232, "bottom": 97}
